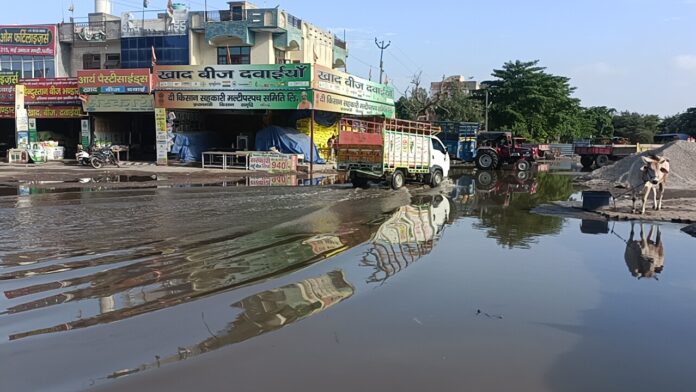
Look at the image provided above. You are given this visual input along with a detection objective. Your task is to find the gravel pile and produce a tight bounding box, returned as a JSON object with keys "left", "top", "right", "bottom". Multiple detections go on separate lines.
{"left": 581, "top": 141, "right": 696, "bottom": 190}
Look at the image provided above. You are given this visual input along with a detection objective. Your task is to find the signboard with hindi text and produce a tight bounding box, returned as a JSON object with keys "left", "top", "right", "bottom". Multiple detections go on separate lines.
{"left": 0, "top": 71, "right": 20, "bottom": 86}
{"left": 155, "top": 90, "right": 313, "bottom": 110}
{"left": 0, "top": 25, "right": 56, "bottom": 56}
{"left": 26, "top": 106, "right": 82, "bottom": 119}
{"left": 85, "top": 95, "right": 154, "bottom": 113}
{"left": 314, "top": 90, "right": 395, "bottom": 118}
{"left": 78, "top": 69, "right": 151, "bottom": 94}
{"left": 0, "top": 104, "right": 14, "bottom": 118}
{"left": 313, "top": 65, "right": 395, "bottom": 106}
{"left": 22, "top": 78, "right": 79, "bottom": 105}
{"left": 155, "top": 108, "right": 168, "bottom": 166}
{"left": 154, "top": 64, "right": 312, "bottom": 91}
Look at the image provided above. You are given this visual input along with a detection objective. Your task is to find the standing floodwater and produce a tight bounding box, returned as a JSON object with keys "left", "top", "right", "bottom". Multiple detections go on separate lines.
{"left": 1, "top": 173, "right": 695, "bottom": 392}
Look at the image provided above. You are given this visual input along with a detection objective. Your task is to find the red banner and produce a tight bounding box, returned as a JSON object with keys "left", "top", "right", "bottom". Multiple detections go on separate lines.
{"left": 0, "top": 25, "right": 56, "bottom": 56}
{"left": 22, "top": 78, "right": 79, "bottom": 105}
{"left": 77, "top": 69, "right": 151, "bottom": 94}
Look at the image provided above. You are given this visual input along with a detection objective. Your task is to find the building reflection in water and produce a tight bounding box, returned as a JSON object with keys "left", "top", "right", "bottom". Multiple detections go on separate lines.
{"left": 107, "top": 270, "right": 354, "bottom": 379}
{"left": 362, "top": 195, "right": 450, "bottom": 284}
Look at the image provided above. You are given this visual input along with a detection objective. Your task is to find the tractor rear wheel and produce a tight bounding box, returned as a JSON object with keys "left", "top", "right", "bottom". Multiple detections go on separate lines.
{"left": 580, "top": 156, "right": 595, "bottom": 169}
{"left": 476, "top": 151, "right": 499, "bottom": 170}
{"left": 515, "top": 159, "right": 531, "bottom": 171}
{"left": 595, "top": 154, "right": 610, "bottom": 167}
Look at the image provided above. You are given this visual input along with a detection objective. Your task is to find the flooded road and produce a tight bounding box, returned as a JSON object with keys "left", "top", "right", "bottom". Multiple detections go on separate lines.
{"left": 2, "top": 172, "right": 695, "bottom": 391}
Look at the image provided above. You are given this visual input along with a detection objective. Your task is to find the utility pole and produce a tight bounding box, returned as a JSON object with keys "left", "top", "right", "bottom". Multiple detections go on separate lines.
{"left": 485, "top": 89, "right": 489, "bottom": 132}
{"left": 375, "top": 38, "right": 391, "bottom": 84}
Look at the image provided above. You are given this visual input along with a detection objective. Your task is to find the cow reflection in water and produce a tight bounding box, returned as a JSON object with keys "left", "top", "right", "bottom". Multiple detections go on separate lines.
{"left": 624, "top": 223, "right": 664, "bottom": 279}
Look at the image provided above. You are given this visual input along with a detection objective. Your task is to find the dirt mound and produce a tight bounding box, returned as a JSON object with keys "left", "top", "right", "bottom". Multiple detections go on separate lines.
{"left": 581, "top": 141, "right": 696, "bottom": 190}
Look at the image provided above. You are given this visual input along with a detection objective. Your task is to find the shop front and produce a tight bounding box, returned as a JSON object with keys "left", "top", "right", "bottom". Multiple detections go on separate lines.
{"left": 151, "top": 63, "right": 396, "bottom": 167}
{"left": 152, "top": 64, "right": 314, "bottom": 165}
{"left": 79, "top": 69, "right": 155, "bottom": 161}
{"left": 0, "top": 71, "right": 19, "bottom": 157}
{"left": 21, "top": 77, "right": 82, "bottom": 160}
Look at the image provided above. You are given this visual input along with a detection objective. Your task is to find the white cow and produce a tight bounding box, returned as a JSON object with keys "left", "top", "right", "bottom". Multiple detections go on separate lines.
{"left": 631, "top": 155, "right": 670, "bottom": 215}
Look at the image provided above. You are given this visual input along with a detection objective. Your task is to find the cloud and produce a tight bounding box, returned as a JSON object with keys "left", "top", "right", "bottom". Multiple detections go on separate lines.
{"left": 673, "top": 54, "right": 696, "bottom": 71}
{"left": 572, "top": 62, "right": 624, "bottom": 77}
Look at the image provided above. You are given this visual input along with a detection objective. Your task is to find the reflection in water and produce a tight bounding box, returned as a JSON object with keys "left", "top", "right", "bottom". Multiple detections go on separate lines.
{"left": 1, "top": 192, "right": 385, "bottom": 342}
{"left": 362, "top": 195, "right": 450, "bottom": 284}
{"left": 107, "top": 270, "right": 354, "bottom": 379}
{"left": 578, "top": 221, "right": 668, "bottom": 280}
{"left": 449, "top": 171, "right": 575, "bottom": 249}
{"left": 105, "top": 195, "right": 451, "bottom": 379}
{"left": 624, "top": 224, "right": 664, "bottom": 280}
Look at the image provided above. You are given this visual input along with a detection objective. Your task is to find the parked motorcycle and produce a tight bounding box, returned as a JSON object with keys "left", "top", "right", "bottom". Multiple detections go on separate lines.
{"left": 76, "top": 148, "right": 91, "bottom": 166}
{"left": 90, "top": 146, "right": 120, "bottom": 169}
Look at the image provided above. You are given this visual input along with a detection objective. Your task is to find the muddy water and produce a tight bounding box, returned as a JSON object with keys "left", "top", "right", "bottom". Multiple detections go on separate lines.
{"left": 1, "top": 172, "right": 695, "bottom": 391}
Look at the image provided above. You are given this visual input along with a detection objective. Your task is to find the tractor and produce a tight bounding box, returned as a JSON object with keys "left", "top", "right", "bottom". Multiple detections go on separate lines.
{"left": 475, "top": 132, "right": 538, "bottom": 171}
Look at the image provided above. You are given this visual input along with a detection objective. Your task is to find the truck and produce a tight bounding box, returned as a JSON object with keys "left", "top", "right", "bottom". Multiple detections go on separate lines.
{"left": 433, "top": 121, "right": 480, "bottom": 162}
{"left": 336, "top": 117, "right": 450, "bottom": 190}
{"left": 575, "top": 142, "right": 660, "bottom": 169}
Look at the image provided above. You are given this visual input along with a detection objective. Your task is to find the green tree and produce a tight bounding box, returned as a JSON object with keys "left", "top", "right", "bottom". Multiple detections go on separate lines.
{"left": 477, "top": 60, "right": 581, "bottom": 142}
{"left": 659, "top": 107, "right": 696, "bottom": 137}
{"left": 577, "top": 106, "right": 616, "bottom": 140}
{"left": 434, "top": 82, "right": 484, "bottom": 123}
{"left": 612, "top": 111, "right": 661, "bottom": 143}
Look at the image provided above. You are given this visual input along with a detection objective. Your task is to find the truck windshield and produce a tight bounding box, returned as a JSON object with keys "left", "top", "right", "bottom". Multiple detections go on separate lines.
{"left": 431, "top": 138, "right": 446, "bottom": 154}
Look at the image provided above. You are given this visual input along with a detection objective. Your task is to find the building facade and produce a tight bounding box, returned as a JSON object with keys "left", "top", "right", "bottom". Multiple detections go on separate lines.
{"left": 430, "top": 75, "right": 480, "bottom": 98}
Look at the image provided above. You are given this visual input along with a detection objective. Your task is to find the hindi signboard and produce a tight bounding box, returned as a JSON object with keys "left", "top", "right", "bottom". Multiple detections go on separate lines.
{"left": 22, "top": 78, "right": 79, "bottom": 105}
{"left": 154, "top": 90, "right": 313, "bottom": 110}
{"left": 78, "top": 69, "right": 151, "bottom": 94}
{"left": 84, "top": 95, "right": 154, "bottom": 113}
{"left": 153, "top": 64, "right": 312, "bottom": 91}
{"left": 0, "top": 104, "right": 14, "bottom": 118}
{"left": 313, "top": 65, "right": 395, "bottom": 105}
{"left": 155, "top": 108, "right": 168, "bottom": 166}
{"left": 26, "top": 106, "right": 82, "bottom": 119}
{"left": 0, "top": 25, "right": 56, "bottom": 56}
{"left": 313, "top": 90, "right": 395, "bottom": 118}
{"left": 247, "top": 153, "right": 298, "bottom": 172}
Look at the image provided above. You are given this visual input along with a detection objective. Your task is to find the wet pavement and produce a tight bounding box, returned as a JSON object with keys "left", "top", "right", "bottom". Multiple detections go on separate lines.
{"left": 1, "top": 171, "right": 695, "bottom": 391}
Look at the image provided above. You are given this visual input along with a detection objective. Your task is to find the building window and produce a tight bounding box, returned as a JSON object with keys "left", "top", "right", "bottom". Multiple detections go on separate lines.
{"left": 0, "top": 55, "right": 53, "bottom": 78}
{"left": 232, "top": 6, "right": 244, "bottom": 21}
{"left": 83, "top": 54, "right": 101, "bottom": 70}
{"left": 217, "top": 47, "right": 250, "bottom": 65}
{"left": 120, "top": 37, "right": 189, "bottom": 69}
{"left": 104, "top": 53, "right": 120, "bottom": 69}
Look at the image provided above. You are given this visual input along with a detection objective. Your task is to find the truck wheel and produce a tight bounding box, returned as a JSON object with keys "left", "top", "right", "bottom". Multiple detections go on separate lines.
{"left": 595, "top": 154, "right": 610, "bottom": 167}
{"left": 430, "top": 170, "right": 443, "bottom": 188}
{"left": 476, "top": 151, "right": 498, "bottom": 170}
{"left": 580, "top": 156, "right": 594, "bottom": 169}
{"left": 390, "top": 170, "right": 405, "bottom": 190}
{"left": 515, "top": 159, "right": 531, "bottom": 171}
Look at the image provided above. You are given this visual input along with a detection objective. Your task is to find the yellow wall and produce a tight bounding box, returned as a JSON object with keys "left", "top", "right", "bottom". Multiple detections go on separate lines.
{"left": 296, "top": 118, "right": 338, "bottom": 160}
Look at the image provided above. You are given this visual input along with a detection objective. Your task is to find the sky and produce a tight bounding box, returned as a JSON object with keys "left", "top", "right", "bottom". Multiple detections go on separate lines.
{"left": 3, "top": 0, "right": 695, "bottom": 116}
